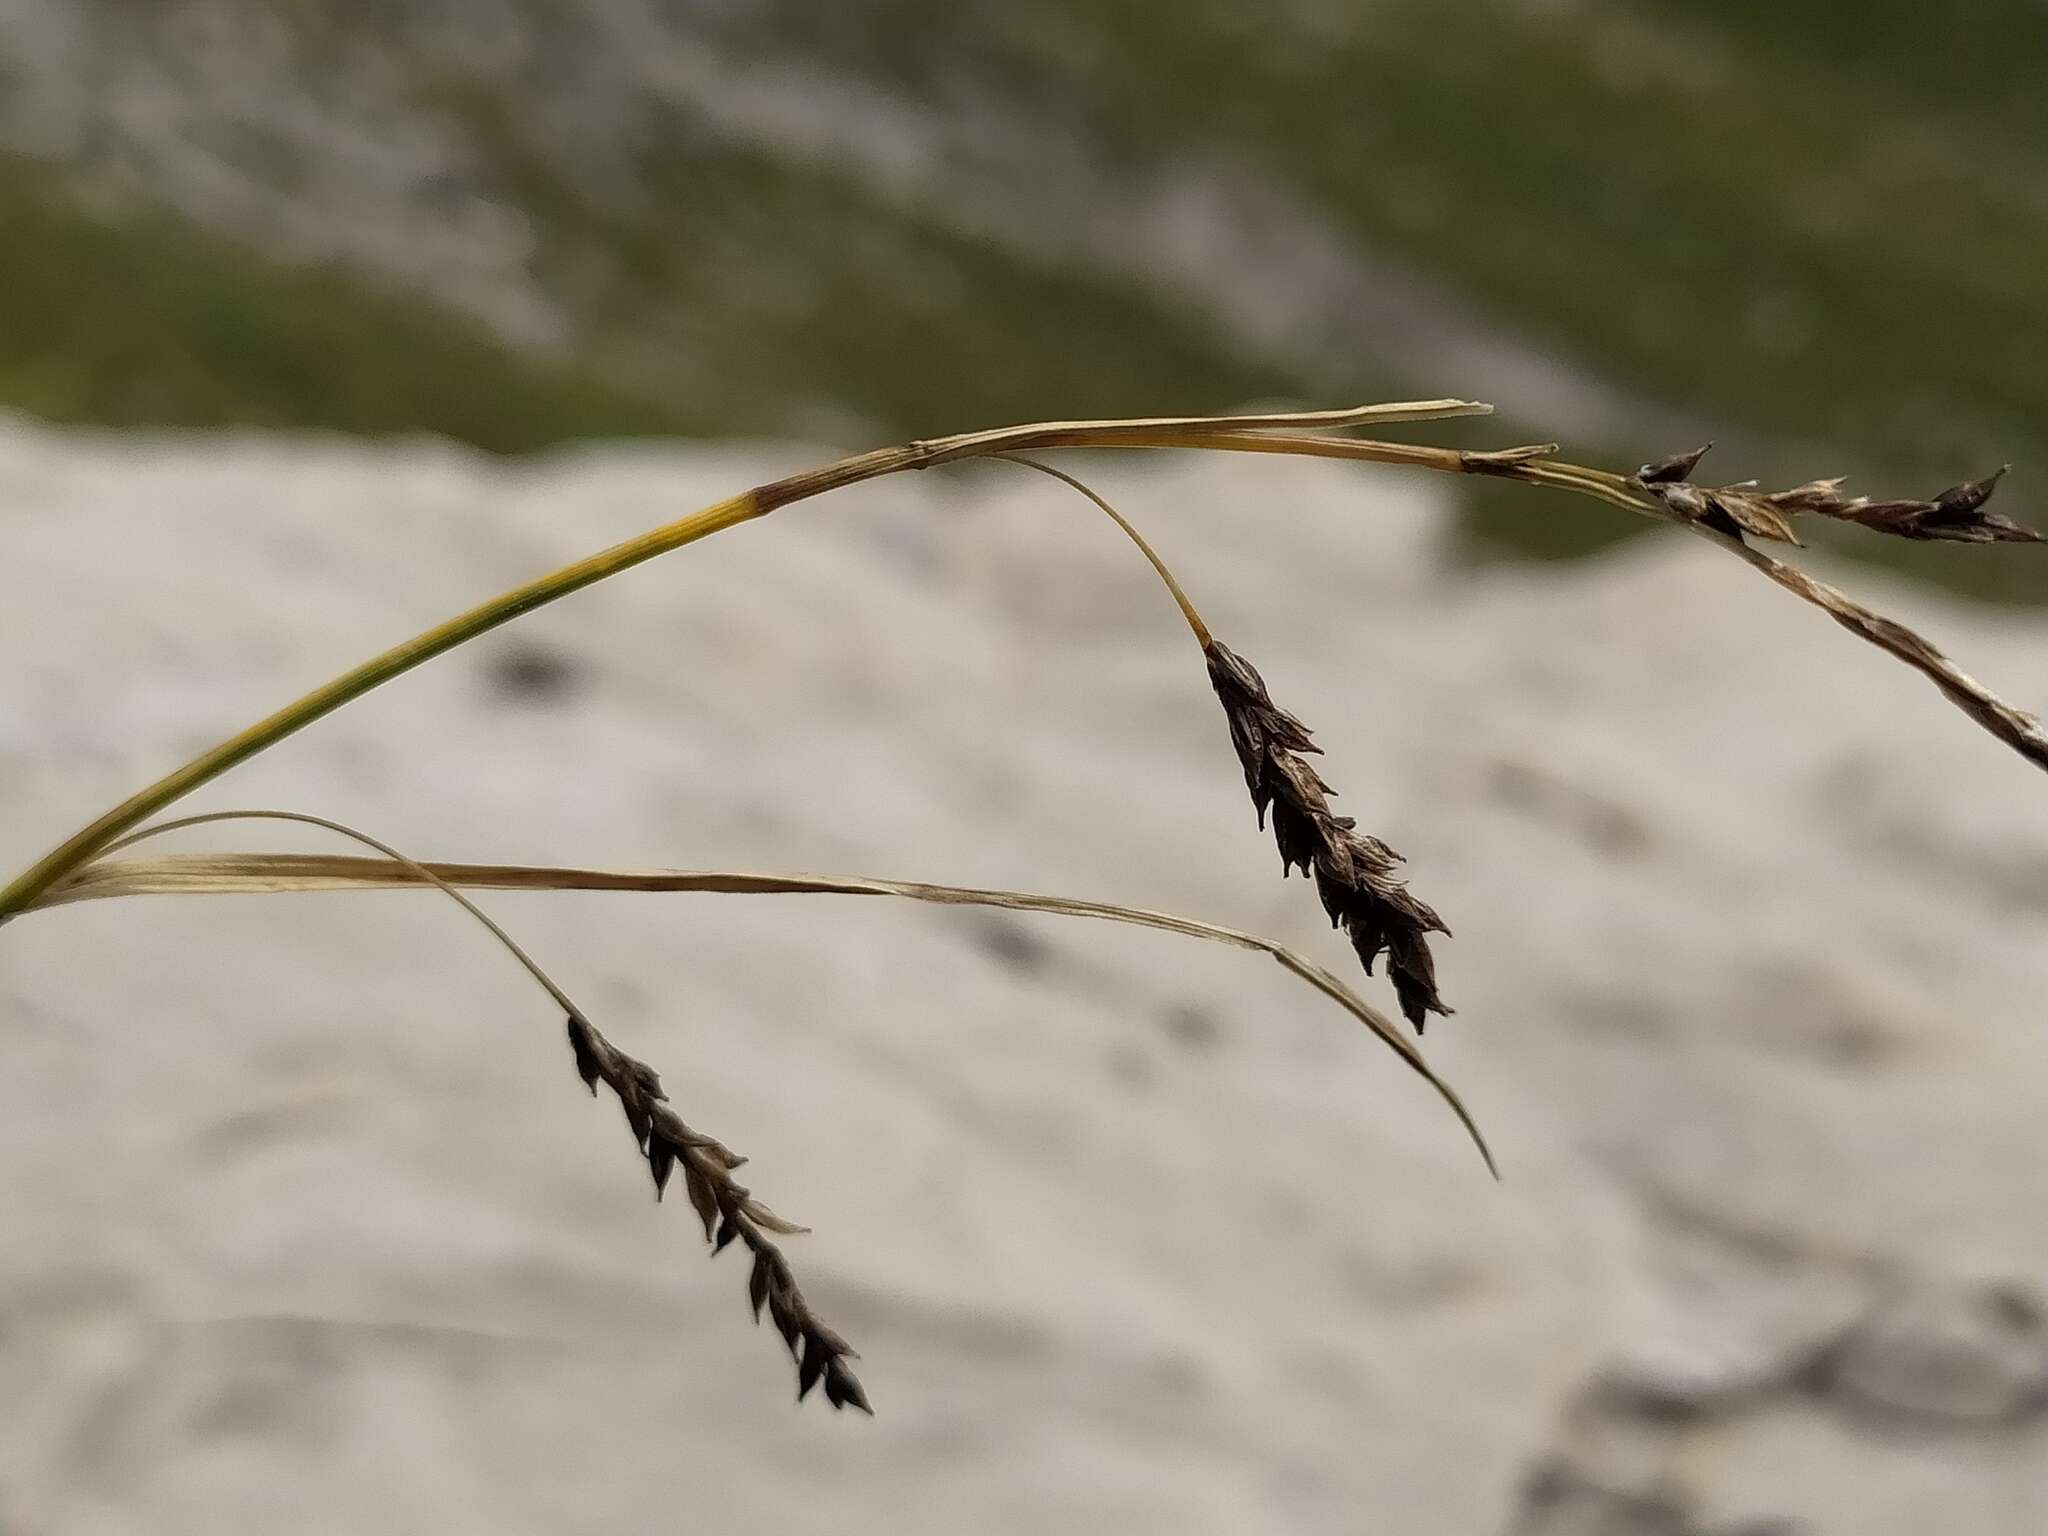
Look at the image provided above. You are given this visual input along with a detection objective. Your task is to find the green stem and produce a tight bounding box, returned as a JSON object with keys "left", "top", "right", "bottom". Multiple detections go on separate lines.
{"left": 8, "top": 398, "right": 2035, "bottom": 921}
{"left": 0, "top": 491, "right": 761, "bottom": 921}
{"left": 0, "top": 402, "right": 1488, "bottom": 921}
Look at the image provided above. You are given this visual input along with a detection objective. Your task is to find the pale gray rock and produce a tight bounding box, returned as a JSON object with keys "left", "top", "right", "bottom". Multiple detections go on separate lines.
{"left": 1820, "top": 1282, "right": 2048, "bottom": 1428}
{"left": 3, "top": 421, "right": 2047, "bottom": 1532}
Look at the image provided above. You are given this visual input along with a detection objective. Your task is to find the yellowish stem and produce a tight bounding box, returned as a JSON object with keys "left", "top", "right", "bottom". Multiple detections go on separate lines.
{"left": 0, "top": 493, "right": 761, "bottom": 920}
{"left": 998, "top": 454, "right": 1213, "bottom": 647}
{"left": 0, "top": 402, "right": 1488, "bottom": 919}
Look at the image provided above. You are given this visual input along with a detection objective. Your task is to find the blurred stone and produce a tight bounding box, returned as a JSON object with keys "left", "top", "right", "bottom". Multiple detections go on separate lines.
{"left": 4, "top": 426, "right": 2048, "bottom": 1532}
{"left": 1820, "top": 1282, "right": 2048, "bottom": 1428}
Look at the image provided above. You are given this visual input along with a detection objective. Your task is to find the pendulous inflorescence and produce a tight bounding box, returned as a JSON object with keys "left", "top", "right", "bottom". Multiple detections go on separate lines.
{"left": 565, "top": 1011, "right": 871, "bottom": 1412}
{"left": 1205, "top": 639, "right": 1452, "bottom": 1033}
{"left": 7, "top": 399, "right": 2044, "bottom": 1420}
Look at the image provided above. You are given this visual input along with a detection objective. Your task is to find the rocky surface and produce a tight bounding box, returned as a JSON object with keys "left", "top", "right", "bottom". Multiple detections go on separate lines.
{"left": 3, "top": 421, "right": 2047, "bottom": 1532}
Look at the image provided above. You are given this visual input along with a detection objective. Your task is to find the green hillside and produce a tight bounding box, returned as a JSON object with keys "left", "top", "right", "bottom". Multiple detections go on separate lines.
{"left": 3, "top": 1, "right": 2043, "bottom": 598}
{"left": 0, "top": 158, "right": 687, "bottom": 452}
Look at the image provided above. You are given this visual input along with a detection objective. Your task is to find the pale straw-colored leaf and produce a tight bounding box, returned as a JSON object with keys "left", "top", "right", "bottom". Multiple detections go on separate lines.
{"left": 42, "top": 852, "right": 1496, "bottom": 1176}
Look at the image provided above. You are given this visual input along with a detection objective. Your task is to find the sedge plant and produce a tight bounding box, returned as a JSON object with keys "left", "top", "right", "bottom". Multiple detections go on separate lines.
{"left": 3, "top": 399, "right": 2040, "bottom": 1412}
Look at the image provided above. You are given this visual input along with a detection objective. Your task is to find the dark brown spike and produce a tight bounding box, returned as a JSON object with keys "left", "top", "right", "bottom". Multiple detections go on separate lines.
{"left": 767, "top": 1286, "right": 803, "bottom": 1350}
{"left": 1271, "top": 800, "right": 1326, "bottom": 878}
{"left": 1205, "top": 636, "right": 1454, "bottom": 1035}
{"left": 1936, "top": 465, "right": 2009, "bottom": 517}
{"left": 1636, "top": 442, "right": 1713, "bottom": 484}
{"left": 1387, "top": 928, "right": 1453, "bottom": 1033}
{"left": 823, "top": 1357, "right": 874, "bottom": 1414}
{"left": 621, "top": 1056, "right": 666, "bottom": 1104}
{"left": 684, "top": 1165, "right": 719, "bottom": 1242}
{"left": 797, "top": 1334, "right": 828, "bottom": 1402}
{"left": 647, "top": 1134, "right": 676, "bottom": 1200}
{"left": 564, "top": 1014, "right": 604, "bottom": 1095}
{"left": 618, "top": 1092, "right": 652, "bottom": 1152}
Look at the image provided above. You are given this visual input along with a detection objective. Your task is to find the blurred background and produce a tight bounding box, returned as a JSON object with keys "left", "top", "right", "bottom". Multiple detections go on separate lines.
{"left": 4, "top": 3, "right": 2048, "bottom": 1532}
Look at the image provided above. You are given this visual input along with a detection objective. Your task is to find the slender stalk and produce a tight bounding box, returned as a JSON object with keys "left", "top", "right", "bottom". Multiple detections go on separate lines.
{"left": 6, "top": 394, "right": 2040, "bottom": 915}
{"left": 32, "top": 847, "right": 1495, "bottom": 1175}
{"left": 96, "top": 811, "right": 587, "bottom": 1017}
{"left": 1705, "top": 527, "right": 2048, "bottom": 770}
{"left": 0, "top": 492, "right": 756, "bottom": 920}
{"left": 1152, "top": 431, "right": 2048, "bottom": 766}
{"left": 997, "top": 454, "right": 1213, "bottom": 646}
{"left": 0, "top": 402, "right": 1483, "bottom": 920}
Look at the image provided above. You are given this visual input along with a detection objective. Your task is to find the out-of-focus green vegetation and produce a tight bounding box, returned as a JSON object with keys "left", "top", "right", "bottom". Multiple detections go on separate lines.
{"left": 707, "top": 0, "right": 2048, "bottom": 598}
{"left": 0, "top": 136, "right": 1295, "bottom": 449}
{"left": 0, "top": 157, "right": 688, "bottom": 451}
{"left": 714, "top": 0, "right": 2045, "bottom": 474}
{"left": 4, "top": 0, "right": 2044, "bottom": 600}
{"left": 498, "top": 122, "right": 1304, "bottom": 437}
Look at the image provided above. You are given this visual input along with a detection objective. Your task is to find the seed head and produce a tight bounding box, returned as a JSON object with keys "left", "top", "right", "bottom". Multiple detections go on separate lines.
{"left": 564, "top": 1013, "right": 870, "bottom": 1412}
{"left": 1205, "top": 641, "right": 1452, "bottom": 1032}
{"left": 1636, "top": 448, "right": 2038, "bottom": 546}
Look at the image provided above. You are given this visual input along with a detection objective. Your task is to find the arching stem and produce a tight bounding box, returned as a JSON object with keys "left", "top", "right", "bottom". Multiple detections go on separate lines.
{"left": 98, "top": 810, "right": 587, "bottom": 1021}
{"left": 0, "top": 400, "right": 1485, "bottom": 920}
{"left": 997, "top": 454, "right": 1213, "bottom": 647}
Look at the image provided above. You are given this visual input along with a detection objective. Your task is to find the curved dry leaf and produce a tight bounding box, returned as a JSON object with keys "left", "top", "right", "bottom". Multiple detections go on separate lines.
{"left": 42, "top": 851, "right": 1496, "bottom": 1176}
